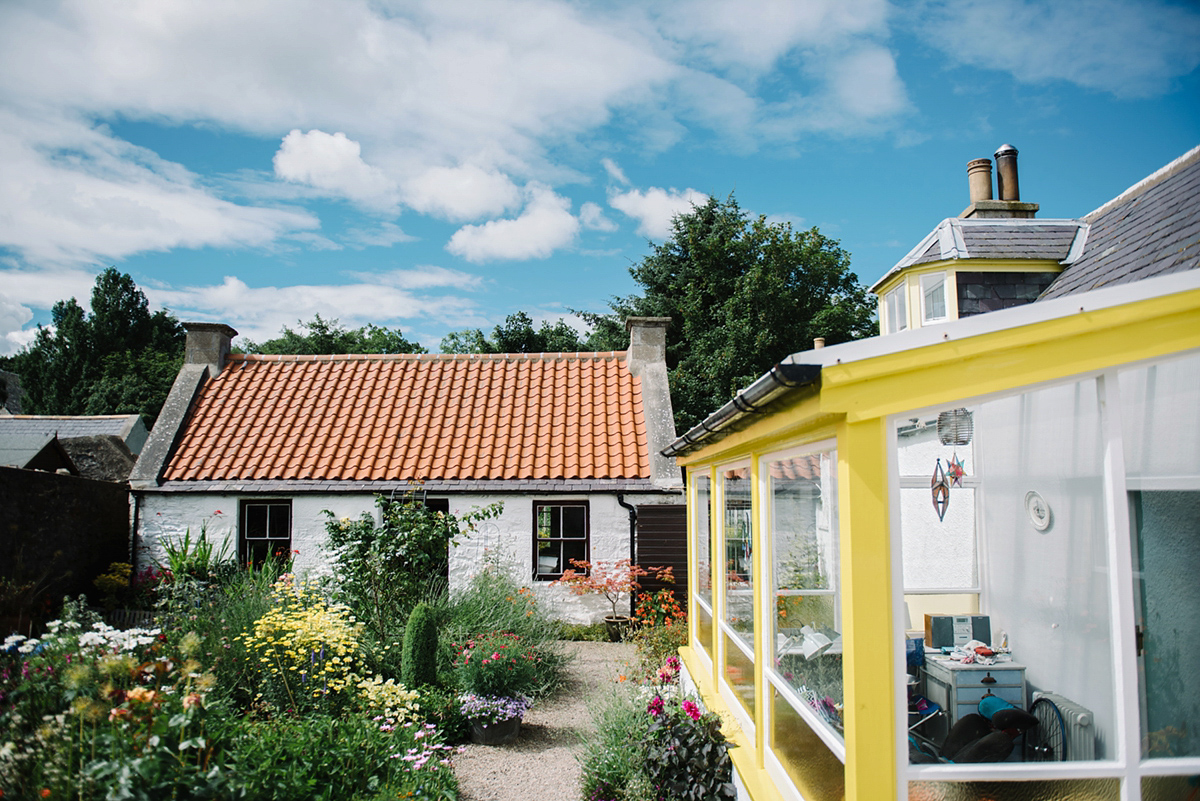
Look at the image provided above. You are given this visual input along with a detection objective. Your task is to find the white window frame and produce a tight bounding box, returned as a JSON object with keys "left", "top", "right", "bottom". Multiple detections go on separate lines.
{"left": 690, "top": 469, "right": 715, "bottom": 670}
{"left": 885, "top": 285, "right": 908, "bottom": 334}
{"left": 716, "top": 459, "right": 756, "bottom": 738}
{"left": 920, "top": 271, "right": 948, "bottom": 324}
{"left": 760, "top": 440, "right": 847, "bottom": 763}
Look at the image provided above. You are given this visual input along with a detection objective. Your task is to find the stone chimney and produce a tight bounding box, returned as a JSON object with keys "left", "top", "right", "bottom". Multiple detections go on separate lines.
{"left": 624, "top": 317, "right": 681, "bottom": 488}
{"left": 183, "top": 322, "right": 238, "bottom": 378}
{"left": 961, "top": 144, "right": 1039, "bottom": 219}
{"left": 129, "top": 322, "right": 237, "bottom": 488}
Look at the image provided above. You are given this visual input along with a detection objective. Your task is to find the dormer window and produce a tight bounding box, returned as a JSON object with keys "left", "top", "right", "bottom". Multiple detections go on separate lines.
{"left": 921, "top": 272, "right": 947, "bottom": 323}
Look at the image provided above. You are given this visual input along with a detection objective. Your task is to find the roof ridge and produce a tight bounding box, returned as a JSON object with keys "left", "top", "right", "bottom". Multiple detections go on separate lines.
{"left": 1083, "top": 143, "right": 1200, "bottom": 222}
{"left": 228, "top": 351, "right": 627, "bottom": 363}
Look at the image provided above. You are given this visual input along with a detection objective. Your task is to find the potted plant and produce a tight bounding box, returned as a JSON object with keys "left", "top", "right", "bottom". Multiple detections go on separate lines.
{"left": 454, "top": 631, "right": 540, "bottom": 744}
{"left": 552, "top": 559, "right": 672, "bottom": 641}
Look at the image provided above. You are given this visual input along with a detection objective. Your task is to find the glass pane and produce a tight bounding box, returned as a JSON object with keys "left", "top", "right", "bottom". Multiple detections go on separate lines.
{"left": 562, "top": 506, "right": 586, "bottom": 538}
{"left": 245, "top": 504, "right": 267, "bottom": 539}
{"left": 770, "top": 449, "right": 843, "bottom": 738}
{"left": 922, "top": 273, "right": 946, "bottom": 321}
{"left": 723, "top": 466, "right": 753, "bottom": 643}
{"left": 694, "top": 474, "right": 712, "bottom": 597}
{"left": 267, "top": 505, "right": 290, "bottom": 540}
{"left": 771, "top": 686, "right": 845, "bottom": 801}
{"left": 1133, "top": 491, "right": 1200, "bottom": 757}
{"left": 535, "top": 539, "right": 560, "bottom": 576}
{"left": 724, "top": 631, "right": 755, "bottom": 718}
{"left": 900, "top": 487, "right": 977, "bottom": 591}
{"left": 562, "top": 538, "right": 586, "bottom": 570}
{"left": 908, "top": 779, "right": 1118, "bottom": 800}
{"left": 898, "top": 378, "right": 1116, "bottom": 762}
{"left": 536, "top": 506, "right": 555, "bottom": 538}
{"left": 694, "top": 601, "right": 713, "bottom": 658}
{"left": 1143, "top": 774, "right": 1198, "bottom": 800}
{"left": 1119, "top": 352, "right": 1200, "bottom": 480}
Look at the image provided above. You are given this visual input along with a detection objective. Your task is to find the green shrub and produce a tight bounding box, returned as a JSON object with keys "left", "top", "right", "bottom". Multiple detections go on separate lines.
{"left": 630, "top": 618, "right": 688, "bottom": 682}
{"left": 325, "top": 497, "right": 502, "bottom": 647}
{"left": 414, "top": 684, "right": 470, "bottom": 745}
{"left": 453, "top": 630, "right": 541, "bottom": 698}
{"left": 434, "top": 557, "right": 569, "bottom": 697}
{"left": 223, "top": 712, "right": 458, "bottom": 801}
{"left": 401, "top": 602, "right": 439, "bottom": 689}
{"left": 579, "top": 684, "right": 653, "bottom": 801}
{"left": 556, "top": 621, "right": 609, "bottom": 641}
{"left": 645, "top": 694, "right": 737, "bottom": 800}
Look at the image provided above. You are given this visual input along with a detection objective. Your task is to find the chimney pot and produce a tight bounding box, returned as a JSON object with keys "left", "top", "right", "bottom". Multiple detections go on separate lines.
{"left": 183, "top": 322, "right": 238, "bottom": 377}
{"left": 994, "top": 144, "right": 1020, "bottom": 201}
{"left": 813, "top": 337, "right": 826, "bottom": 349}
{"left": 966, "top": 158, "right": 994, "bottom": 205}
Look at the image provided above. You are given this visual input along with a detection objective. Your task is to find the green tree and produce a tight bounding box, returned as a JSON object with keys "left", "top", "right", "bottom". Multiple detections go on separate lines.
{"left": 439, "top": 311, "right": 590, "bottom": 354}
{"left": 589, "top": 194, "right": 875, "bottom": 432}
{"left": 1, "top": 268, "right": 185, "bottom": 426}
{"left": 242, "top": 314, "right": 426, "bottom": 355}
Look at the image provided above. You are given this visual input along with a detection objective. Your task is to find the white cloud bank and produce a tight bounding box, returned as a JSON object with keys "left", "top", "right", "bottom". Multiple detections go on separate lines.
{"left": 447, "top": 186, "right": 580, "bottom": 262}
{"left": 273, "top": 129, "right": 398, "bottom": 211}
{"left": 917, "top": 0, "right": 1200, "bottom": 98}
{"left": 608, "top": 187, "right": 709, "bottom": 240}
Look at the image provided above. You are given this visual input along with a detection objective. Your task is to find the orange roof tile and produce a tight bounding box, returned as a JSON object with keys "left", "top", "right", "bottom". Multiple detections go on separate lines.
{"left": 162, "top": 352, "right": 651, "bottom": 482}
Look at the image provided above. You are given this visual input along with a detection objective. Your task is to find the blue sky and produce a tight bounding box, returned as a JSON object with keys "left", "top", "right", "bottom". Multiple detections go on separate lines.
{"left": 0, "top": 0, "right": 1197, "bottom": 355}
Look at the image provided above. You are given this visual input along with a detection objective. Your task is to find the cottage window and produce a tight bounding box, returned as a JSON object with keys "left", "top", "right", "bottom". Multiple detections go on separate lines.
{"left": 240, "top": 500, "right": 292, "bottom": 567}
{"left": 533, "top": 501, "right": 588, "bottom": 580}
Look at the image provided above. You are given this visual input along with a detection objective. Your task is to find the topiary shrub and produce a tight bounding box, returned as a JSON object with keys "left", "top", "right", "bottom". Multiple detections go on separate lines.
{"left": 401, "top": 602, "right": 438, "bottom": 689}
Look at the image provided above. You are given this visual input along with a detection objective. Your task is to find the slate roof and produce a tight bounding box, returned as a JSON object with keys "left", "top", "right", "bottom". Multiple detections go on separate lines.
{"left": 161, "top": 352, "right": 650, "bottom": 483}
{"left": 871, "top": 218, "right": 1084, "bottom": 292}
{"left": 0, "top": 414, "right": 147, "bottom": 454}
{"left": 1041, "top": 145, "right": 1200, "bottom": 299}
{"left": 0, "top": 433, "right": 78, "bottom": 473}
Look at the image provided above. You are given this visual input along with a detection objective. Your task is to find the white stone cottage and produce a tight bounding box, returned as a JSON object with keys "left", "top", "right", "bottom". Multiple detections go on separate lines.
{"left": 129, "top": 318, "right": 683, "bottom": 622}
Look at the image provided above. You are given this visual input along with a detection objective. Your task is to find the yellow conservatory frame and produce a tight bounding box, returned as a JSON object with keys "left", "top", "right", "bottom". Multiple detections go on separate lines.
{"left": 671, "top": 271, "right": 1200, "bottom": 801}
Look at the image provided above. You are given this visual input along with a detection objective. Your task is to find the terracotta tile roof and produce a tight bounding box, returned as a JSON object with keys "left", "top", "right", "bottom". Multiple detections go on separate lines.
{"left": 162, "top": 352, "right": 650, "bottom": 482}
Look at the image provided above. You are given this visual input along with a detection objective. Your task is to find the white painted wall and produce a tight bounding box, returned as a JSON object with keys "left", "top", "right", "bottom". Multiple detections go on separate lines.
{"left": 135, "top": 490, "right": 679, "bottom": 624}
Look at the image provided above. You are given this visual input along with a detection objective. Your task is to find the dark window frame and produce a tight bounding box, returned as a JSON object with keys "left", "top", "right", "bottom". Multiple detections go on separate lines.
{"left": 239, "top": 499, "right": 293, "bottom": 568}
{"left": 532, "top": 500, "right": 589, "bottom": 581}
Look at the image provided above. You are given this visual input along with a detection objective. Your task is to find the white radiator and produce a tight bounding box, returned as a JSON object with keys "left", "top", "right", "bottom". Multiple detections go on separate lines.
{"left": 1033, "top": 691, "right": 1096, "bottom": 760}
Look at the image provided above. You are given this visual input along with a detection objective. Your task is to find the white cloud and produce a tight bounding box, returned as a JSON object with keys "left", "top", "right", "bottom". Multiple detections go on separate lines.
{"left": 580, "top": 201, "right": 618, "bottom": 232}
{"left": 446, "top": 185, "right": 580, "bottom": 262}
{"left": 601, "top": 158, "right": 630, "bottom": 185}
{"left": 150, "top": 274, "right": 484, "bottom": 347}
{"left": 0, "top": 111, "right": 319, "bottom": 268}
{"left": 916, "top": 0, "right": 1200, "bottom": 98}
{"left": 342, "top": 222, "right": 416, "bottom": 249}
{"left": 608, "top": 186, "right": 708, "bottom": 240}
{"left": 274, "top": 129, "right": 398, "bottom": 210}
{"left": 401, "top": 164, "right": 521, "bottom": 222}
{"left": 344, "top": 266, "right": 482, "bottom": 291}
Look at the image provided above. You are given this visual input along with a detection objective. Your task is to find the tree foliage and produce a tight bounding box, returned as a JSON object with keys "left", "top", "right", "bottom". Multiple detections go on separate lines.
{"left": 242, "top": 314, "right": 426, "bottom": 355}
{"left": 439, "top": 311, "right": 593, "bottom": 354}
{"left": 588, "top": 194, "right": 876, "bottom": 432}
{"left": 1, "top": 268, "right": 185, "bottom": 426}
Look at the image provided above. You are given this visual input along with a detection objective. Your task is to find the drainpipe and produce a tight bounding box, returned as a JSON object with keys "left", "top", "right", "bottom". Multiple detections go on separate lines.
{"left": 617, "top": 493, "right": 638, "bottom": 617}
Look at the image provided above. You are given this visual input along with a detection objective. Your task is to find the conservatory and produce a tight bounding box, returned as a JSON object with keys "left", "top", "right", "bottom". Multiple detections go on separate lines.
{"left": 668, "top": 271, "right": 1200, "bottom": 801}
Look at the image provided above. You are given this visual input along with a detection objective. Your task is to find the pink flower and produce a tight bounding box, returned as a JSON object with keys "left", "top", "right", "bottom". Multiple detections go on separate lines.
{"left": 647, "top": 695, "right": 664, "bottom": 717}
{"left": 682, "top": 700, "right": 702, "bottom": 721}
{"left": 491, "top": 652, "right": 501, "bottom": 660}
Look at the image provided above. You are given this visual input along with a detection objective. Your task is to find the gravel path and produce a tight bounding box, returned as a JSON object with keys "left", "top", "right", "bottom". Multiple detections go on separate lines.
{"left": 454, "top": 640, "right": 636, "bottom": 801}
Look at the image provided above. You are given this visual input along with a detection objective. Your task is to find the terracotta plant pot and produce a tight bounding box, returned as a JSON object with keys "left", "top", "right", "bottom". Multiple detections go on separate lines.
{"left": 604, "top": 615, "right": 632, "bottom": 642}
{"left": 469, "top": 714, "right": 522, "bottom": 745}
